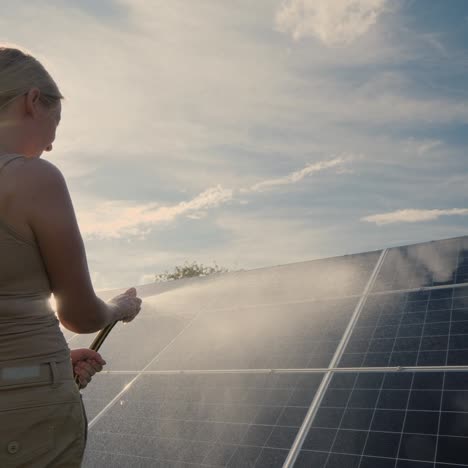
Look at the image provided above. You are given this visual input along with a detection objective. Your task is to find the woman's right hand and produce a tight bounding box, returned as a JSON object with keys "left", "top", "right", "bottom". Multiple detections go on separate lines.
{"left": 108, "top": 287, "right": 142, "bottom": 323}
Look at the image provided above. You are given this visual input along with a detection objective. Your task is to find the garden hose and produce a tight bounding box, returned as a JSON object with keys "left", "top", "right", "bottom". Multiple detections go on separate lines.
{"left": 74, "top": 320, "right": 118, "bottom": 390}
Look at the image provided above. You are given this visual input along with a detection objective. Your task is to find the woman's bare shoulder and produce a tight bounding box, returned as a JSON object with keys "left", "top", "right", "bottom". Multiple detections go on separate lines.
{"left": 13, "top": 157, "right": 70, "bottom": 225}
{"left": 18, "top": 157, "right": 65, "bottom": 185}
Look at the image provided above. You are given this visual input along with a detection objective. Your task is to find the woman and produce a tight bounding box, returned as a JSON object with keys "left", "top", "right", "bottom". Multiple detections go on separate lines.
{"left": 0, "top": 45, "right": 142, "bottom": 466}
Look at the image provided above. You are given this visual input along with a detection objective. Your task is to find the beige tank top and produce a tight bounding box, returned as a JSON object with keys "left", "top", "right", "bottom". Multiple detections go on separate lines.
{"left": 0, "top": 154, "right": 70, "bottom": 365}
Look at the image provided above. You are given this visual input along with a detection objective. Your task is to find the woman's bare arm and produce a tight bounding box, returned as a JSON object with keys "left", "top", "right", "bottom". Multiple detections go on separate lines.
{"left": 18, "top": 158, "right": 119, "bottom": 333}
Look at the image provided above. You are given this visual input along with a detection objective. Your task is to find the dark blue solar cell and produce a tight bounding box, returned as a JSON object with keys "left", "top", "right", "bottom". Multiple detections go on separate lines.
{"left": 406, "top": 300, "right": 428, "bottom": 312}
{"left": 430, "top": 288, "right": 454, "bottom": 300}
{"left": 378, "top": 313, "right": 401, "bottom": 326}
{"left": 394, "top": 337, "right": 421, "bottom": 352}
{"left": 329, "top": 373, "right": 356, "bottom": 388}
{"left": 398, "top": 323, "right": 424, "bottom": 337}
{"left": 452, "top": 308, "right": 468, "bottom": 321}
{"left": 401, "top": 312, "right": 426, "bottom": 325}
{"left": 408, "top": 390, "right": 441, "bottom": 410}
{"left": 445, "top": 371, "right": 468, "bottom": 389}
{"left": 412, "top": 372, "right": 444, "bottom": 389}
{"left": 447, "top": 350, "right": 468, "bottom": 365}
{"left": 313, "top": 407, "right": 344, "bottom": 428}
{"left": 302, "top": 428, "right": 336, "bottom": 451}
{"left": 227, "top": 446, "right": 261, "bottom": 468}
{"left": 408, "top": 290, "right": 431, "bottom": 301}
{"left": 426, "top": 310, "right": 449, "bottom": 322}
{"left": 349, "top": 389, "right": 379, "bottom": 408}
{"left": 363, "top": 353, "right": 390, "bottom": 367}
{"left": 423, "top": 321, "right": 449, "bottom": 335}
{"left": 266, "top": 426, "right": 298, "bottom": 449}
{"left": 332, "top": 429, "right": 367, "bottom": 454}
{"left": 355, "top": 373, "right": 385, "bottom": 388}
{"left": 451, "top": 320, "right": 468, "bottom": 334}
{"left": 436, "top": 435, "right": 468, "bottom": 464}
{"left": 340, "top": 353, "right": 365, "bottom": 367}
{"left": 364, "top": 431, "right": 400, "bottom": 457}
{"left": 442, "top": 390, "right": 468, "bottom": 412}
{"left": 403, "top": 411, "right": 439, "bottom": 434}
{"left": 204, "top": 444, "right": 238, "bottom": 466}
{"left": 294, "top": 450, "right": 328, "bottom": 468}
{"left": 277, "top": 407, "right": 308, "bottom": 427}
{"left": 383, "top": 373, "right": 413, "bottom": 388}
{"left": 321, "top": 389, "right": 350, "bottom": 408}
{"left": 417, "top": 351, "right": 446, "bottom": 366}
{"left": 347, "top": 338, "right": 370, "bottom": 353}
{"left": 449, "top": 334, "right": 468, "bottom": 349}
{"left": 361, "top": 457, "right": 395, "bottom": 468}
{"left": 453, "top": 286, "right": 468, "bottom": 298}
{"left": 397, "top": 461, "right": 433, "bottom": 468}
{"left": 420, "top": 335, "right": 448, "bottom": 350}
{"left": 439, "top": 411, "right": 468, "bottom": 437}
{"left": 428, "top": 298, "right": 452, "bottom": 310}
{"left": 341, "top": 408, "right": 373, "bottom": 430}
{"left": 242, "top": 425, "right": 274, "bottom": 446}
{"left": 368, "top": 338, "right": 394, "bottom": 352}
{"left": 326, "top": 453, "right": 361, "bottom": 468}
{"left": 371, "top": 409, "right": 405, "bottom": 432}
{"left": 389, "top": 352, "right": 418, "bottom": 366}
{"left": 377, "top": 389, "right": 410, "bottom": 409}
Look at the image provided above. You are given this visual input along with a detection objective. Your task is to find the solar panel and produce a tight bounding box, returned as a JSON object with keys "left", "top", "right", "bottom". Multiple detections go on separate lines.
{"left": 75, "top": 236, "right": 468, "bottom": 468}
{"left": 82, "top": 372, "right": 324, "bottom": 467}
{"left": 339, "top": 285, "right": 468, "bottom": 368}
{"left": 150, "top": 298, "right": 358, "bottom": 371}
{"left": 296, "top": 371, "right": 468, "bottom": 467}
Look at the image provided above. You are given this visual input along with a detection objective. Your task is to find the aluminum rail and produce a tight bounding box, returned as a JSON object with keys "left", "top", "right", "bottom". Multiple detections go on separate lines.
{"left": 97, "top": 364, "right": 468, "bottom": 376}
{"left": 283, "top": 248, "right": 389, "bottom": 468}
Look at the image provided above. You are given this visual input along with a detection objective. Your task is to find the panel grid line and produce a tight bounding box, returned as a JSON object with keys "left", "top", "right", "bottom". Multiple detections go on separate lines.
{"left": 283, "top": 248, "right": 389, "bottom": 468}
{"left": 392, "top": 373, "right": 416, "bottom": 468}
{"left": 433, "top": 372, "right": 447, "bottom": 468}
{"left": 322, "top": 373, "right": 360, "bottom": 467}
{"left": 88, "top": 311, "right": 202, "bottom": 430}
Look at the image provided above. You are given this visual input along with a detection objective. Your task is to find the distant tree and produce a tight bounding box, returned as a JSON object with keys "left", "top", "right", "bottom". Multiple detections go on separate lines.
{"left": 155, "top": 261, "right": 228, "bottom": 282}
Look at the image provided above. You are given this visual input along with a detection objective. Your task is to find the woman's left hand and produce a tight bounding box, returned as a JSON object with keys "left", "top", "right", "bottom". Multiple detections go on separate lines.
{"left": 70, "top": 348, "right": 106, "bottom": 389}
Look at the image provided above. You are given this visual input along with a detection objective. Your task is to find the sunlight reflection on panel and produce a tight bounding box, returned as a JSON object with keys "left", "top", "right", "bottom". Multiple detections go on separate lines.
{"left": 83, "top": 373, "right": 324, "bottom": 468}
{"left": 373, "top": 237, "right": 468, "bottom": 292}
{"left": 150, "top": 298, "right": 358, "bottom": 371}
{"left": 80, "top": 373, "right": 135, "bottom": 421}
{"left": 75, "top": 295, "right": 194, "bottom": 370}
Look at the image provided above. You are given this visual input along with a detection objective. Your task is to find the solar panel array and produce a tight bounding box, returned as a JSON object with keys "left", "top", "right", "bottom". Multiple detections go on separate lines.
{"left": 296, "top": 371, "right": 468, "bottom": 467}
{"left": 71, "top": 236, "right": 468, "bottom": 467}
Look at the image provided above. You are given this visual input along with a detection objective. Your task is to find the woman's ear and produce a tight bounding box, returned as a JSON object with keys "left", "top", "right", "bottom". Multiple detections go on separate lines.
{"left": 24, "top": 88, "right": 42, "bottom": 117}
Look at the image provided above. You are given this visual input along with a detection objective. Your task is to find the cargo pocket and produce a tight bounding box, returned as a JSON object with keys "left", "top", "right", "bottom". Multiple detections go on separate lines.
{"left": 0, "top": 408, "right": 55, "bottom": 467}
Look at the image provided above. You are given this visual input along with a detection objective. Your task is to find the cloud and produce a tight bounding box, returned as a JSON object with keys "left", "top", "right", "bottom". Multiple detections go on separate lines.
{"left": 416, "top": 140, "right": 443, "bottom": 156}
{"left": 245, "top": 154, "right": 357, "bottom": 192}
{"left": 362, "top": 208, "right": 468, "bottom": 225}
{"left": 275, "top": 0, "right": 387, "bottom": 45}
{"left": 78, "top": 156, "right": 354, "bottom": 239}
{"left": 79, "top": 186, "right": 233, "bottom": 239}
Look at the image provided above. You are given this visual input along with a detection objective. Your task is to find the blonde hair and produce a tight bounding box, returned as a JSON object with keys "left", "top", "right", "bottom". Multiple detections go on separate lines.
{"left": 0, "top": 45, "right": 63, "bottom": 112}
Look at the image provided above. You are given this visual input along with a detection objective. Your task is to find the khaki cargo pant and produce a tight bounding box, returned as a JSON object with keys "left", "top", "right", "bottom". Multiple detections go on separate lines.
{"left": 0, "top": 358, "right": 87, "bottom": 467}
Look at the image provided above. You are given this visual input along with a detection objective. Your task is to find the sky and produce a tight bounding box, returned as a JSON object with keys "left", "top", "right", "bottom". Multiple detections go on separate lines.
{"left": 1, "top": 0, "right": 467, "bottom": 290}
